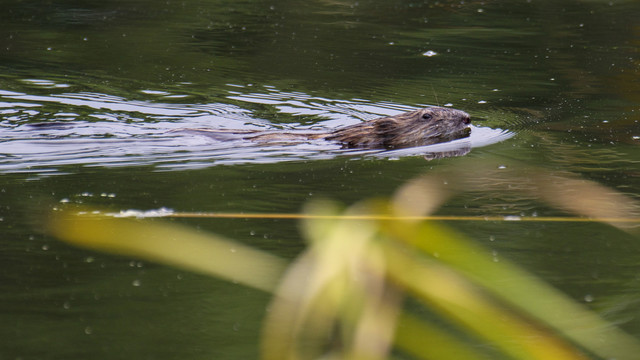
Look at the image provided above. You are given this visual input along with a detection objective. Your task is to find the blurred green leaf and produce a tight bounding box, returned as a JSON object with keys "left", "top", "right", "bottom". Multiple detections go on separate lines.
{"left": 380, "top": 214, "right": 640, "bottom": 360}
{"left": 48, "top": 209, "right": 287, "bottom": 293}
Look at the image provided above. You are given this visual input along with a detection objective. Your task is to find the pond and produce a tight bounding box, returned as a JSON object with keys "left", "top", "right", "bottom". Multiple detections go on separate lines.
{"left": 1, "top": 0, "right": 639, "bottom": 359}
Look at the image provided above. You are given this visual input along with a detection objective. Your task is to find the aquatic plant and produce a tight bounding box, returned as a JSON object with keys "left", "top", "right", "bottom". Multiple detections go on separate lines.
{"left": 48, "top": 166, "right": 640, "bottom": 360}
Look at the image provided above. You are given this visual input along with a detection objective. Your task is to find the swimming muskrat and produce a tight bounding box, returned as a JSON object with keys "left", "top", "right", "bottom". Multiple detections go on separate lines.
{"left": 182, "top": 106, "right": 472, "bottom": 149}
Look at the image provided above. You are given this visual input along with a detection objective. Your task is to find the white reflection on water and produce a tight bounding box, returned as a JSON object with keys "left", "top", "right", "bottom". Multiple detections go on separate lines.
{"left": 0, "top": 84, "right": 513, "bottom": 174}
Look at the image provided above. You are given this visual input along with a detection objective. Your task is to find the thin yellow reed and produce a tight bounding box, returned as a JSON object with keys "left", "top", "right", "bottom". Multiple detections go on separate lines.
{"left": 161, "top": 212, "right": 640, "bottom": 223}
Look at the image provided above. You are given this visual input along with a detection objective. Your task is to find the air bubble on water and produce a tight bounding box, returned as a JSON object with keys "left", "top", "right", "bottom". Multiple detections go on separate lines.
{"left": 492, "top": 250, "right": 499, "bottom": 262}
{"left": 132, "top": 279, "right": 141, "bottom": 287}
{"left": 422, "top": 50, "right": 438, "bottom": 57}
{"left": 84, "top": 327, "right": 93, "bottom": 335}
{"left": 584, "top": 294, "right": 594, "bottom": 303}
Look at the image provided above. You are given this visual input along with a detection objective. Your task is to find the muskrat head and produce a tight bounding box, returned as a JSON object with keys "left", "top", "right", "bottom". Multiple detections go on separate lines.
{"left": 371, "top": 106, "right": 471, "bottom": 149}
{"left": 325, "top": 106, "right": 471, "bottom": 149}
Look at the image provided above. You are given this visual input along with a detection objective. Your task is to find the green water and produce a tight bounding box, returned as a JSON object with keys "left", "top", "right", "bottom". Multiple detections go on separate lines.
{"left": 1, "top": 0, "right": 639, "bottom": 359}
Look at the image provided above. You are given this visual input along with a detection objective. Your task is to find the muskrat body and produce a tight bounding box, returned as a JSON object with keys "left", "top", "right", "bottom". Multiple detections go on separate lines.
{"left": 182, "top": 106, "right": 471, "bottom": 150}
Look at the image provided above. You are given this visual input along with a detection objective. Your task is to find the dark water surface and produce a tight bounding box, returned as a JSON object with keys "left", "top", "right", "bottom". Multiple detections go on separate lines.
{"left": 1, "top": 0, "right": 639, "bottom": 359}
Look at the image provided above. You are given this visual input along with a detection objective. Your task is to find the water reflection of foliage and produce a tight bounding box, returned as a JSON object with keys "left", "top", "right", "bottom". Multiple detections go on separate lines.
{"left": 49, "top": 163, "right": 640, "bottom": 360}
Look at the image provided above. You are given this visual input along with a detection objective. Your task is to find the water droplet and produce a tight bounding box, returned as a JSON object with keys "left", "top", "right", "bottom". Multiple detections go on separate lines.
{"left": 132, "top": 279, "right": 141, "bottom": 287}
{"left": 584, "top": 294, "right": 594, "bottom": 303}
{"left": 492, "top": 250, "right": 499, "bottom": 262}
{"left": 84, "top": 326, "right": 93, "bottom": 335}
{"left": 422, "top": 50, "right": 438, "bottom": 57}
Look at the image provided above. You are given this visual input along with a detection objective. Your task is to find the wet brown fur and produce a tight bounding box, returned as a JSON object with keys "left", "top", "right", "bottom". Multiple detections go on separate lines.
{"left": 187, "top": 106, "right": 471, "bottom": 149}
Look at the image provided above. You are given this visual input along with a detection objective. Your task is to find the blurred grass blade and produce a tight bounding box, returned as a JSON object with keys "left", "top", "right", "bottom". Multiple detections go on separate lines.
{"left": 383, "top": 217, "right": 640, "bottom": 360}
{"left": 48, "top": 209, "right": 287, "bottom": 293}
{"left": 533, "top": 173, "right": 640, "bottom": 230}
{"left": 263, "top": 201, "right": 401, "bottom": 360}
{"left": 382, "top": 238, "right": 589, "bottom": 360}
{"left": 396, "top": 313, "right": 505, "bottom": 360}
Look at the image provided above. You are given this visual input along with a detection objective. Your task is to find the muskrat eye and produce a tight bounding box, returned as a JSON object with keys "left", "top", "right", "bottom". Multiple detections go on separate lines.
{"left": 422, "top": 113, "right": 432, "bottom": 120}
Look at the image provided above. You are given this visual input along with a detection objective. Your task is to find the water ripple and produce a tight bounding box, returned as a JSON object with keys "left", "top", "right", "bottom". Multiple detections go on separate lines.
{"left": 0, "top": 84, "right": 513, "bottom": 175}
